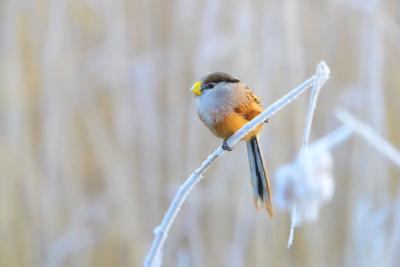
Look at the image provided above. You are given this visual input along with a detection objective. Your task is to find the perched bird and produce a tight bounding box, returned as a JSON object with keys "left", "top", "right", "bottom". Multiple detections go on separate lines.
{"left": 190, "top": 72, "right": 273, "bottom": 217}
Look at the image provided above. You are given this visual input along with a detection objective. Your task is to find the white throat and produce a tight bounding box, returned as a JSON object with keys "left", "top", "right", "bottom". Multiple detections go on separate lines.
{"left": 195, "top": 82, "right": 246, "bottom": 126}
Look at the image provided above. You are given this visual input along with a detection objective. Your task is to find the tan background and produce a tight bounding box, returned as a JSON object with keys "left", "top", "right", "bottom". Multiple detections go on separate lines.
{"left": 1, "top": 0, "right": 400, "bottom": 266}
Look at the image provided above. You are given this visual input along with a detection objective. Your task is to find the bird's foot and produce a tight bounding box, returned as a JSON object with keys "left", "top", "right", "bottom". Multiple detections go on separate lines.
{"left": 222, "top": 140, "right": 233, "bottom": 151}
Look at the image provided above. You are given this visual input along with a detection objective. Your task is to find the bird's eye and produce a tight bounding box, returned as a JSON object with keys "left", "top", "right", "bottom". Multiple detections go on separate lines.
{"left": 207, "top": 83, "right": 215, "bottom": 89}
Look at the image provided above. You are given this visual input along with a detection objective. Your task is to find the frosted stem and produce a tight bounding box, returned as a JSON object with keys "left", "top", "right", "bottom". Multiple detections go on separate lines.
{"left": 288, "top": 62, "right": 331, "bottom": 248}
{"left": 287, "top": 203, "right": 298, "bottom": 248}
{"left": 336, "top": 110, "right": 400, "bottom": 168}
{"left": 313, "top": 126, "right": 353, "bottom": 150}
{"left": 144, "top": 61, "right": 331, "bottom": 267}
{"left": 301, "top": 62, "right": 331, "bottom": 151}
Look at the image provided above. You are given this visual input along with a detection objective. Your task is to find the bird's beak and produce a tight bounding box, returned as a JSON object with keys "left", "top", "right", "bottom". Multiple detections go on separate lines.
{"left": 190, "top": 81, "right": 202, "bottom": 96}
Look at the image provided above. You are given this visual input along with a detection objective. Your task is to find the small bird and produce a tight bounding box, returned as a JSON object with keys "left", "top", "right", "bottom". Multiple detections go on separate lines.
{"left": 190, "top": 72, "right": 273, "bottom": 217}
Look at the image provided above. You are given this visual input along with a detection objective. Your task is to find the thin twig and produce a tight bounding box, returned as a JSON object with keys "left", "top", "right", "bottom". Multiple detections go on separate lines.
{"left": 336, "top": 110, "right": 400, "bottom": 168}
{"left": 144, "top": 61, "right": 331, "bottom": 267}
{"left": 288, "top": 62, "right": 331, "bottom": 248}
{"left": 312, "top": 126, "right": 353, "bottom": 151}
{"left": 301, "top": 63, "right": 331, "bottom": 151}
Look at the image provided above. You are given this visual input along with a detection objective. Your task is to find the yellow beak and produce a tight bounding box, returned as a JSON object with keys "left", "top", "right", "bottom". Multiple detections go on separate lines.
{"left": 190, "top": 81, "right": 202, "bottom": 96}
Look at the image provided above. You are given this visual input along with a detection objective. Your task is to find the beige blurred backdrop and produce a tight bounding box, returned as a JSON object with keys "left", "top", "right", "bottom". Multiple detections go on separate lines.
{"left": 1, "top": 0, "right": 400, "bottom": 266}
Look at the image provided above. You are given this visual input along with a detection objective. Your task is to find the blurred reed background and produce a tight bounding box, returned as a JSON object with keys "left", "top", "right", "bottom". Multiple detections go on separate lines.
{"left": 1, "top": 0, "right": 400, "bottom": 266}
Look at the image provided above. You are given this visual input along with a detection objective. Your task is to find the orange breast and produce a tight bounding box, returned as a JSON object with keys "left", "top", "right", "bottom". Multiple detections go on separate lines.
{"left": 212, "top": 113, "right": 263, "bottom": 141}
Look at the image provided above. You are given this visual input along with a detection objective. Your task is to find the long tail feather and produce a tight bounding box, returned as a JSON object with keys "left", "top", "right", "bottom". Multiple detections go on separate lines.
{"left": 246, "top": 136, "right": 274, "bottom": 217}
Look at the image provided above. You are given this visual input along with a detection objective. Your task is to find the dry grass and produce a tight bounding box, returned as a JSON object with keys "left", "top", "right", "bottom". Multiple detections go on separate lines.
{"left": 1, "top": 0, "right": 400, "bottom": 266}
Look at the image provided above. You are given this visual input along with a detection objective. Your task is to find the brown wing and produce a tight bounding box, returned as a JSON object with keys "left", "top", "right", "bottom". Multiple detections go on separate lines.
{"left": 232, "top": 87, "right": 265, "bottom": 140}
{"left": 234, "top": 87, "right": 264, "bottom": 121}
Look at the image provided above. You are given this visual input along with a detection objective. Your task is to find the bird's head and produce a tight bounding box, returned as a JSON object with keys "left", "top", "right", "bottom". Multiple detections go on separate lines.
{"left": 190, "top": 72, "right": 240, "bottom": 97}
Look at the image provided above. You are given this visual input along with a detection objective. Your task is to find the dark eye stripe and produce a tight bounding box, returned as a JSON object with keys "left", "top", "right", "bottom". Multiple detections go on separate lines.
{"left": 201, "top": 82, "right": 215, "bottom": 91}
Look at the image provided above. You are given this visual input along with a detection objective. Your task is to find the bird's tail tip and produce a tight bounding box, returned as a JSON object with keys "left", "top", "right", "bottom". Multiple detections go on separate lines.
{"left": 266, "top": 201, "right": 274, "bottom": 218}
{"left": 254, "top": 197, "right": 274, "bottom": 218}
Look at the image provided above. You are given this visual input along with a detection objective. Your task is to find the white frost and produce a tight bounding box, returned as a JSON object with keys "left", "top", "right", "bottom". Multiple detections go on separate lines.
{"left": 275, "top": 145, "right": 335, "bottom": 225}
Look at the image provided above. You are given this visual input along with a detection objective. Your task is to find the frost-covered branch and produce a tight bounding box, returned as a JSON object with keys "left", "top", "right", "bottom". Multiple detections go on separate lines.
{"left": 337, "top": 110, "right": 400, "bottom": 168}
{"left": 276, "top": 126, "right": 352, "bottom": 246}
{"left": 144, "top": 61, "right": 331, "bottom": 267}
{"left": 280, "top": 108, "right": 400, "bottom": 249}
{"left": 288, "top": 62, "right": 331, "bottom": 248}
{"left": 301, "top": 63, "right": 330, "bottom": 151}
{"left": 312, "top": 126, "right": 353, "bottom": 151}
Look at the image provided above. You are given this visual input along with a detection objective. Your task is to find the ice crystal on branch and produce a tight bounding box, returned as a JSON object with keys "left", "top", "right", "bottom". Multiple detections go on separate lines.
{"left": 275, "top": 145, "right": 334, "bottom": 224}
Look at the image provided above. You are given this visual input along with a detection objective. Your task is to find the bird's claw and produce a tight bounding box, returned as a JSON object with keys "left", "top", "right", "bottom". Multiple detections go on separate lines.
{"left": 222, "top": 140, "right": 233, "bottom": 151}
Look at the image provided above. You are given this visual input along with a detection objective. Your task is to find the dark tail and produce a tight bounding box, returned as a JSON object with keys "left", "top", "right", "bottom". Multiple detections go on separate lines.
{"left": 246, "top": 136, "right": 274, "bottom": 217}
